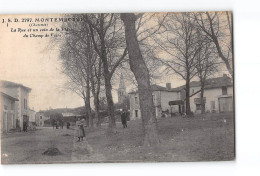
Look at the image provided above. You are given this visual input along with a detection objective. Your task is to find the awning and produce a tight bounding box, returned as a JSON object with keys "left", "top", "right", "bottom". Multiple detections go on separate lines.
{"left": 169, "top": 100, "right": 184, "bottom": 105}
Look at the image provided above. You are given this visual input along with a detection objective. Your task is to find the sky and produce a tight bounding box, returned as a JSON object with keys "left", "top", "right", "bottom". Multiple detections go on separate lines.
{"left": 0, "top": 14, "right": 87, "bottom": 111}
{"left": 0, "top": 13, "right": 229, "bottom": 112}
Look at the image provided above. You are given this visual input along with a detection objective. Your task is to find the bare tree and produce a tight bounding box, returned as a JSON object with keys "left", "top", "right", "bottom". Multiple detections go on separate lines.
{"left": 194, "top": 12, "right": 233, "bottom": 78}
{"left": 59, "top": 15, "right": 100, "bottom": 127}
{"left": 155, "top": 13, "right": 200, "bottom": 115}
{"left": 86, "top": 14, "right": 127, "bottom": 129}
{"left": 121, "top": 13, "right": 160, "bottom": 146}
{"left": 196, "top": 31, "right": 219, "bottom": 114}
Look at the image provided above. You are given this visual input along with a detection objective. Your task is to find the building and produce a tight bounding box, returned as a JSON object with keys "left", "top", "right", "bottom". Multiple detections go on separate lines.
{"left": 129, "top": 83, "right": 179, "bottom": 120}
{"left": 35, "top": 112, "right": 50, "bottom": 126}
{"left": 129, "top": 74, "right": 233, "bottom": 120}
{"left": 0, "top": 92, "right": 19, "bottom": 133}
{"left": 188, "top": 74, "right": 233, "bottom": 113}
{"left": 0, "top": 80, "right": 31, "bottom": 131}
{"left": 118, "top": 73, "right": 127, "bottom": 105}
{"left": 29, "top": 108, "right": 36, "bottom": 122}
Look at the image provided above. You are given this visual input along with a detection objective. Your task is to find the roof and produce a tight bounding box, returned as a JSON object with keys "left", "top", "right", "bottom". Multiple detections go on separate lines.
{"left": 0, "top": 80, "right": 32, "bottom": 91}
{"left": 128, "top": 84, "right": 168, "bottom": 94}
{"left": 129, "top": 75, "right": 233, "bottom": 94}
{"left": 62, "top": 112, "right": 76, "bottom": 117}
{"left": 0, "top": 92, "right": 19, "bottom": 101}
{"left": 171, "top": 75, "right": 233, "bottom": 91}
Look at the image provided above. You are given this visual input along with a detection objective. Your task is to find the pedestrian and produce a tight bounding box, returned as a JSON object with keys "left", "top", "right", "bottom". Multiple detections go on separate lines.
{"left": 61, "top": 121, "right": 64, "bottom": 129}
{"left": 66, "top": 122, "right": 70, "bottom": 129}
{"left": 56, "top": 121, "right": 59, "bottom": 129}
{"left": 52, "top": 120, "right": 55, "bottom": 129}
{"left": 23, "top": 121, "right": 28, "bottom": 132}
{"left": 75, "top": 118, "right": 85, "bottom": 142}
{"left": 121, "top": 110, "right": 127, "bottom": 128}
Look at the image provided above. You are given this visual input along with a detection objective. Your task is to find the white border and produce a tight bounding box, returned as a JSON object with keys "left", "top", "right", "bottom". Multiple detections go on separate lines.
{"left": 1, "top": 0, "right": 260, "bottom": 176}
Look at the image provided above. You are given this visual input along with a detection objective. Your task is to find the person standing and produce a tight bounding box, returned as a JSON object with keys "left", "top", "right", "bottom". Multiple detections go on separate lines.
{"left": 23, "top": 121, "right": 28, "bottom": 132}
{"left": 75, "top": 118, "right": 85, "bottom": 142}
{"left": 121, "top": 110, "right": 127, "bottom": 128}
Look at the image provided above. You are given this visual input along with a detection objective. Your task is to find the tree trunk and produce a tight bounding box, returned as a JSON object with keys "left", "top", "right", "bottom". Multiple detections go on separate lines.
{"left": 85, "top": 88, "right": 93, "bottom": 127}
{"left": 99, "top": 15, "right": 116, "bottom": 128}
{"left": 200, "top": 83, "right": 205, "bottom": 114}
{"left": 94, "top": 94, "right": 101, "bottom": 127}
{"left": 121, "top": 13, "right": 160, "bottom": 146}
{"left": 185, "top": 79, "right": 192, "bottom": 115}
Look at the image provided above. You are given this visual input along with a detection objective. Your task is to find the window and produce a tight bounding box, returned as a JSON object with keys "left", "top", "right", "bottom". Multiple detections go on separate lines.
{"left": 40, "top": 116, "right": 42, "bottom": 119}
{"left": 192, "top": 89, "right": 194, "bottom": 94}
{"left": 24, "top": 99, "right": 27, "bottom": 110}
{"left": 222, "top": 86, "right": 227, "bottom": 95}
{"left": 135, "top": 110, "right": 138, "bottom": 117}
{"left": 152, "top": 95, "right": 155, "bottom": 103}
{"left": 135, "top": 97, "right": 138, "bottom": 104}
{"left": 4, "top": 105, "right": 8, "bottom": 110}
{"left": 211, "top": 101, "right": 215, "bottom": 110}
{"left": 196, "top": 104, "right": 201, "bottom": 110}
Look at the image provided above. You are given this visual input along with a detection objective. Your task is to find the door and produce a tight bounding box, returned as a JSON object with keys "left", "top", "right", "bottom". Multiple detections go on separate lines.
{"left": 219, "top": 97, "right": 233, "bottom": 112}
{"left": 2, "top": 112, "right": 7, "bottom": 133}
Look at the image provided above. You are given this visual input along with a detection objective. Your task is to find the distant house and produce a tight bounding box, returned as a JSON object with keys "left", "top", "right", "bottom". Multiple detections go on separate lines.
{"left": 35, "top": 112, "right": 49, "bottom": 126}
{"left": 129, "top": 74, "right": 234, "bottom": 120}
{"left": 0, "top": 80, "right": 31, "bottom": 131}
{"left": 29, "top": 108, "right": 36, "bottom": 122}
{"left": 0, "top": 92, "right": 19, "bottom": 133}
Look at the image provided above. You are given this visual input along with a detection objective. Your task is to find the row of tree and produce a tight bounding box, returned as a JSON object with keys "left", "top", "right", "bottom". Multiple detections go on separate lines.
{"left": 56, "top": 12, "right": 233, "bottom": 146}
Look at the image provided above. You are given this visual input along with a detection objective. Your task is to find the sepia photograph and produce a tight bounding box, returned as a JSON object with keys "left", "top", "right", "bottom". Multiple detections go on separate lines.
{"left": 0, "top": 12, "right": 235, "bottom": 164}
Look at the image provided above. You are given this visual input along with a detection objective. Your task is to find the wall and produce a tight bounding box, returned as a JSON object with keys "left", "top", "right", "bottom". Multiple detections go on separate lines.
{"left": 1, "top": 95, "right": 16, "bottom": 133}
{"left": 129, "top": 90, "right": 179, "bottom": 119}
{"left": 190, "top": 86, "right": 233, "bottom": 113}
{"left": 19, "top": 87, "right": 30, "bottom": 129}
{"left": 129, "top": 93, "right": 141, "bottom": 120}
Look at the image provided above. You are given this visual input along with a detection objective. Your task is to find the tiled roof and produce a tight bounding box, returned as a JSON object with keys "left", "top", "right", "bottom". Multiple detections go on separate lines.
{"left": 129, "top": 75, "right": 233, "bottom": 94}
{"left": 0, "top": 80, "right": 31, "bottom": 91}
{"left": 172, "top": 75, "right": 233, "bottom": 91}
{"left": 128, "top": 84, "right": 168, "bottom": 94}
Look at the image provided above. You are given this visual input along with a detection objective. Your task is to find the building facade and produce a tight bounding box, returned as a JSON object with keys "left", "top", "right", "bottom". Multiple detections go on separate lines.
{"left": 35, "top": 112, "right": 49, "bottom": 126}
{"left": 188, "top": 75, "right": 233, "bottom": 113}
{"left": 29, "top": 108, "right": 36, "bottom": 122}
{"left": 129, "top": 75, "right": 234, "bottom": 120}
{"left": 0, "top": 92, "right": 18, "bottom": 133}
{"left": 0, "top": 80, "right": 31, "bottom": 131}
{"left": 129, "top": 83, "right": 179, "bottom": 120}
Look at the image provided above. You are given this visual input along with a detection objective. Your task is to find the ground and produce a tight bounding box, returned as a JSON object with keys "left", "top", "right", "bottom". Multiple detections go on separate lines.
{"left": 1, "top": 112, "right": 235, "bottom": 164}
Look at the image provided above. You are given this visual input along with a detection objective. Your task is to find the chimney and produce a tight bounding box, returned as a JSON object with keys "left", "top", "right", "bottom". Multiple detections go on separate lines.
{"left": 166, "top": 83, "right": 171, "bottom": 91}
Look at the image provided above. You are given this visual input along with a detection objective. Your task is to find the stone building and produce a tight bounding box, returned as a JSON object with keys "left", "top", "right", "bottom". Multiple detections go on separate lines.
{"left": 0, "top": 92, "right": 18, "bottom": 133}
{"left": 129, "top": 83, "right": 179, "bottom": 120}
{"left": 0, "top": 80, "right": 31, "bottom": 131}
{"left": 129, "top": 74, "right": 234, "bottom": 120}
{"left": 35, "top": 112, "right": 49, "bottom": 126}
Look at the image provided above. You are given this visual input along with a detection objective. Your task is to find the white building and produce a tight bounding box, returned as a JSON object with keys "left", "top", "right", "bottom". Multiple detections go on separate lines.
{"left": 129, "top": 74, "right": 233, "bottom": 120}
{"left": 129, "top": 83, "right": 179, "bottom": 120}
{"left": 35, "top": 112, "right": 49, "bottom": 126}
{"left": 0, "top": 92, "right": 18, "bottom": 133}
{"left": 188, "top": 74, "right": 233, "bottom": 113}
{"left": 0, "top": 80, "right": 31, "bottom": 131}
{"left": 29, "top": 108, "right": 36, "bottom": 122}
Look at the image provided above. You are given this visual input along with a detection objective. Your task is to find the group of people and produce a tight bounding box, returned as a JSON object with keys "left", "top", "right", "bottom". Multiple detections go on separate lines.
{"left": 52, "top": 120, "right": 71, "bottom": 129}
